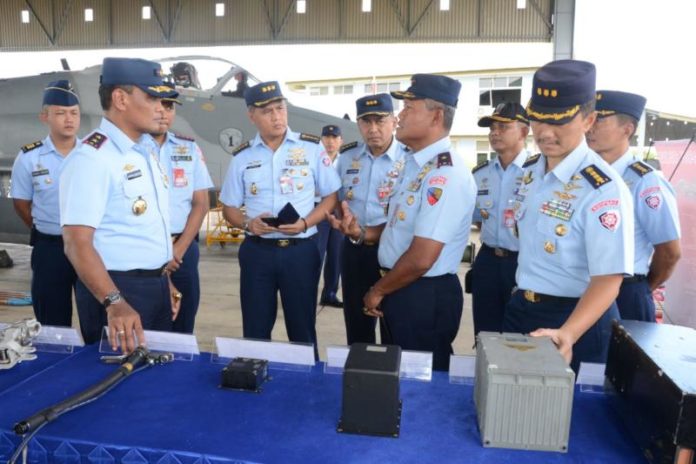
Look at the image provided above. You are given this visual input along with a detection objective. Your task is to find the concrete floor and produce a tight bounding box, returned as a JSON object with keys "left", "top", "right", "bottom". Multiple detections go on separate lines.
{"left": 0, "top": 234, "right": 477, "bottom": 359}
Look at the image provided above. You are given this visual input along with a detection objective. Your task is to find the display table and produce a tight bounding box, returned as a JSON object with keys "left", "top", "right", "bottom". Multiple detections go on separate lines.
{"left": 0, "top": 346, "right": 644, "bottom": 464}
{"left": 0, "top": 349, "right": 80, "bottom": 394}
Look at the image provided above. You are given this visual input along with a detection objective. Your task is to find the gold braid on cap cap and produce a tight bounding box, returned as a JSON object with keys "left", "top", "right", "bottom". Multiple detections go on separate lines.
{"left": 525, "top": 104, "right": 580, "bottom": 121}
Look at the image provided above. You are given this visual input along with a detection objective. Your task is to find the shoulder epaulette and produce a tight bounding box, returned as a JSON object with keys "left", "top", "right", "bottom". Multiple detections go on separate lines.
{"left": 472, "top": 160, "right": 489, "bottom": 174}
{"left": 580, "top": 164, "right": 612, "bottom": 189}
{"left": 300, "top": 133, "right": 320, "bottom": 144}
{"left": 83, "top": 132, "right": 107, "bottom": 150}
{"left": 436, "top": 152, "right": 452, "bottom": 168}
{"left": 340, "top": 141, "right": 358, "bottom": 153}
{"left": 232, "top": 141, "right": 250, "bottom": 156}
{"left": 21, "top": 140, "right": 43, "bottom": 153}
{"left": 173, "top": 133, "right": 195, "bottom": 142}
{"left": 628, "top": 161, "right": 654, "bottom": 177}
{"left": 522, "top": 153, "right": 541, "bottom": 168}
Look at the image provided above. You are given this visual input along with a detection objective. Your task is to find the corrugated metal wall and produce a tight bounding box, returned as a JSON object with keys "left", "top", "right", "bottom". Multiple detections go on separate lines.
{"left": 0, "top": 0, "right": 553, "bottom": 51}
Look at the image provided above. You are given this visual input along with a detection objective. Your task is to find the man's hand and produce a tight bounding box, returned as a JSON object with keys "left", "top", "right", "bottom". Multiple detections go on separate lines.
{"left": 363, "top": 286, "right": 385, "bottom": 318}
{"left": 328, "top": 201, "right": 361, "bottom": 238}
{"left": 246, "top": 213, "right": 279, "bottom": 236}
{"left": 529, "top": 327, "right": 576, "bottom": 365}
{"left": 166, "top": 241, "right": 186, "bottom": 273}
{"left": 107, "top": 301, "right": 146, "bottom": 354}
{"left": 169, "top": 277, "right": 182, "bottom": 321}
{"left": 278, "top": 218, "right": 305, "bottom": 236}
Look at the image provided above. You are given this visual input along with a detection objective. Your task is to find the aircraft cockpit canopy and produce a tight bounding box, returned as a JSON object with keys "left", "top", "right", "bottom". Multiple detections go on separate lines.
{"left": 157, "top": 56, "right": 259, "bottom": 98}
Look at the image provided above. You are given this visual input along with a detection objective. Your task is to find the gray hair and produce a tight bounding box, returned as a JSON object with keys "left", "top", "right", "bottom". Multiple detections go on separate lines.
{"left": 424, "top": 98, "right": 455, "bottom": 131}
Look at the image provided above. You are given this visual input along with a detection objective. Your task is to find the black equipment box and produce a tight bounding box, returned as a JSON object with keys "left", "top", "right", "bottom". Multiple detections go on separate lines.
{"left": 605, "top": 320, "right": 696, "bottom": 464}
{"left": 221, "top": 357, "right": 268, "bottom": 393}
{"left": 338, "top": 343, "right": 402, "bottom": 437}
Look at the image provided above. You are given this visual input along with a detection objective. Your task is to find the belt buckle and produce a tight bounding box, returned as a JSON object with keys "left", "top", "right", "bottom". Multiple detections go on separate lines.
{"left": 523, "top": 290, "right": 540, "bottom": 303}
{"left": 494, "top": 247, "right": 506, "bottom": 257}
{"left": 277, "top": 239, "right": 290, "bottom": 248}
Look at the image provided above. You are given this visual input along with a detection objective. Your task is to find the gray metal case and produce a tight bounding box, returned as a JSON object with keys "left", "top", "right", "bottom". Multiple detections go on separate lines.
{"left": 474, "top": 332, "right": 575, "bottom": 452}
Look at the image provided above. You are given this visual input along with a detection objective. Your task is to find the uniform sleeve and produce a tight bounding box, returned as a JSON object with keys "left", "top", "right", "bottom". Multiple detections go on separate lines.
{"left": 414, "top": 167, "right": 476, "bottom": 243}
{"left": 635, "top": 174, "right": 681, "bottom": 245}
{"left": 192, "top": 142, "right": 214, "bottom": 191}
{"left": 10, "top": 152, "right": 34, "bottom": 200}
{"left": 219, "top": 153, "right": 244, "bottom": 208}
{"left": 584, "top": 181, "right": 635, "bottom": 276}
{"left": 59, "top": 151, "right": 109, "bottom": 228}
{"left": 314, "top": 143, "right": 341, "bottom": 197}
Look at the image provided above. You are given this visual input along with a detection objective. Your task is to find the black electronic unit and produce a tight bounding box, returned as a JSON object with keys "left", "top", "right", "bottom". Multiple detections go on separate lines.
{"left": 220, "top": 357, "right": 269, "bottom": 393}
{"left": 605, "top": 320, "right": 696, "bottom": 464}
{"left": 337, "top": 343, "right": 402, "bottom": 437}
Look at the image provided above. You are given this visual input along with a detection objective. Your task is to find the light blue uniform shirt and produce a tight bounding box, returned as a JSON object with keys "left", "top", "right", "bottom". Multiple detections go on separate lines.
{"left": 220, "top": 128, "right": 341, "bottom": 238}
{"left": 612, "top": 150, "right": 681, "bottom": 275}
{"left": 156, "top": 132, "right": 214, "bottom": 234}
{"left": 513, "top": 140, "right": 634, "bottom": 297}
{"left": 378, "top": 136, "right": 476, "bottom": 276}
{"left": 59, "top": 118, "right": 172, "bottom": 271}
{"left": 336, "top": 137, "right": 408, "bottom": 227}
{"left": 10, "top": 136, "right": 78, "bottom": 235}
{"left": 472, "top": 149, "right": 529, "bottom": 251}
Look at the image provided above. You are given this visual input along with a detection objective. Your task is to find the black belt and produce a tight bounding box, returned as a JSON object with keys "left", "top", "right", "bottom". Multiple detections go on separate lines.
{"left": 345, "top": 237, "right": 378, "bottom": 248}
{"left": 517, "top": 289, "right": 579, "bottom": 305}
{"left": 108, "top": 266, "right": 166, "bottom": 278}
{"left": 623, "top": 274, "right": 648, "bottom": 283}
{"left": 245, "top": 234, "right": 315, "bottom": 248}
{"left": 171, "top": 233, "right": 200, "bottom": 242}
{"left": 32, "top": 228, "right": 63, "bottom": 243}
{"left": 481, "top": 243, "right": 518, "bottom": 258}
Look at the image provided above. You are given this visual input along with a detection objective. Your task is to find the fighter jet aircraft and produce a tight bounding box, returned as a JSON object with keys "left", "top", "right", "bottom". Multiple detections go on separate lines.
{"left": 0, "top": 56, "right": 359, "bottom": 244}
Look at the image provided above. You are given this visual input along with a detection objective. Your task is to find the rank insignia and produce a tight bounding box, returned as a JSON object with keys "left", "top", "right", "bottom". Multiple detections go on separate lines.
{"left": 340, "top": 142, "right": 359, "bottom": 154}
{"left": 555, "top": 224, "right": 567, "bottom": 236}
{"left": 629, "top": 161, "right": 653, "bottom": 177}
{"left": 472, "top": 160, "right": 489, "bottom": 174}
{"left": 21, "top": 140, "right": 43, "bottom": 153}
{"left": 522, "top": 153, "right": 541, "bottom": 168}
{"left": 84, "top": 132, "right": 107, "bottom": 150}
{"left": 580, "top": 165, "right": 612, "bottom": 189}
{"left": 132, "top": 196, "right": 147, "bottom": 216}
{"left": 543, "top": 241, "right": 555, "bottom": 254}
{"left": 232, "top": 141, "right": 250, "bottom": 156}
{"left": 300, "top": 133, "right": 320, "bottom": 144}
{"left": 427, "top": 187, "right": 442, "bottom": 205}
{"left": 436, "top": 152, "right": 452, "bottom": 168}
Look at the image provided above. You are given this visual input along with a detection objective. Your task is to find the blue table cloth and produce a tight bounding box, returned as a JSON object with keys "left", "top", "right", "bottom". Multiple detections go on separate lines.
{"left": 0, "top": 346, "right": 645, "bottom": 464}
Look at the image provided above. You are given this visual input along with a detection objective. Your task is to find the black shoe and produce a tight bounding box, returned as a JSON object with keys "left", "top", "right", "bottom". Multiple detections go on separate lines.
{"left": 320, "top": 297, "right": 343, "bottom": 308}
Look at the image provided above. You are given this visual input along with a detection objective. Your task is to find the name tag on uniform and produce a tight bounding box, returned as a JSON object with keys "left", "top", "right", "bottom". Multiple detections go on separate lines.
{"left": 32, "top": 169, "right": 49, "bottom": 177}
{"left": 126, "top": 169, "right": 143, "bottom": 180}
{"left": 170, "top": 155, "right": 193, "bottom": 162}
{"left": 173, "top": 167, "right": 188, "bottom": 188}
{"left": 347, "top": 169, "right": 360, "bottom": 174}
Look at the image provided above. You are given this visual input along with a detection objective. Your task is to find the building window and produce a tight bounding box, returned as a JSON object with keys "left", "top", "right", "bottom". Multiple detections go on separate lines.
{"left": 364, "top": 82, "right": 400, "bottom": 93}
{"left": 297, "top": 0, "right": 306, "bottom": 14}
{"left": 476, "top": 141, "right": 496, "bottom": 164}
{"left": 84, "top": 8, "right": 94, "bottom": 22}
{"left": 440, "top": 0, "right": 450, "bottom": 11}
{"left": 479, "top": 75, "right": 522, "bottom": 107}
{"left": 142, "top": 6, "right": 151, "bottom": 20}
{"left": 309, "top": 86, "right": 329, "bottom": 96}
{"left": 334, "top": 85, "right": 353, "bottom": 95}
{"left": 362, "top": 0, "right": 372, "bottom": 13}
{"left": 21, "top": 10, "right": 30, "bottom": 23}
{"left": 215, "top": 3, "right": 225, "bottom": 17}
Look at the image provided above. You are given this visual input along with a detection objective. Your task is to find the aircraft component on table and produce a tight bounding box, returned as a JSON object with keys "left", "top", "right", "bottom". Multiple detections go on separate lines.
{"left": 0, "top": 318, "right": 41, "bottom": 370}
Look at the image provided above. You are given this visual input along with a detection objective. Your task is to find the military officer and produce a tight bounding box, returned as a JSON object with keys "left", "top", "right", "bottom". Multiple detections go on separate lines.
{"left": 150, "top": 89, "right": 214, "bottom": 334}
{"left": 587, "top": 90, "right": 681, "bottom": 321}
{"left": 10, "top": 80, "right": 80, "bottom": 327}
{"left": 220, "top": 81, "right": 340, "bottom": 349}
{"left": 329, "top": 93, "right": 407, "bottom": 344}
{"left": 470, "top": 102, "right": 530, "bottom": 334}
{"left": 335, "top": 75, "right": 477, "bottom": 371}
{"left": 504, "top": 60, "right": 634, "bottom": 372}
{"left": 60, "top": 58, "right": 180, "bottom": 353}
{"left": 316, "top": 124, "right": 344, "bottom": 308}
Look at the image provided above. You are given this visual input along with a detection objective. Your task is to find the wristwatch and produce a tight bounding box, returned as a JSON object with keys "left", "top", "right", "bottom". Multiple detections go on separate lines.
{"left": 349, "top": 225, "right": 366, "bottom": 246}
{"left": 102, "top": 290, "right": 123, "bottom": 309}
{"left": 242, "top": 219, "right": 250, "bottom": 232}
